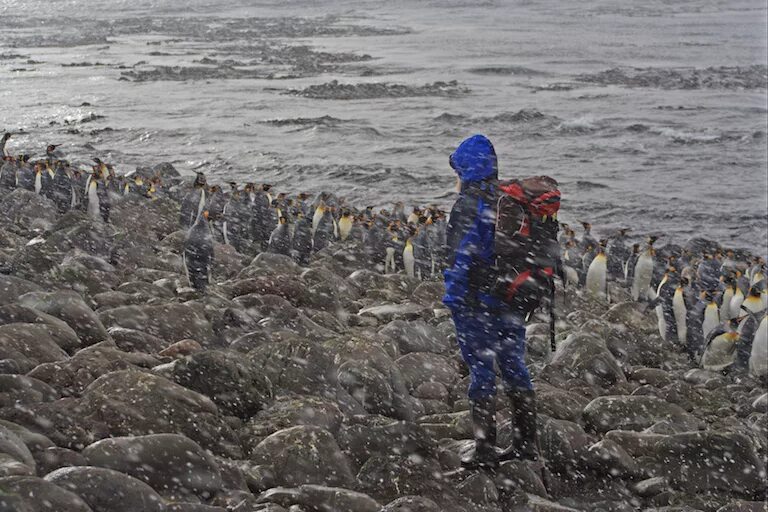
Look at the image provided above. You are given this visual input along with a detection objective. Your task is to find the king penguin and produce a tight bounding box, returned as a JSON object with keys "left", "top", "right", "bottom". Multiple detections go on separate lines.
{"left": 720, "top": 277, "right": 736, "bottom": 321}
{"left": 180, "top": 173, "right": 207, "bottom": 228}
{"left": 702, "top": 291, "right": 720, "bottom": 341}
{"left": 585, "top": 239, "right": 608, "bottom": 297}
{"left": 632, "top": 236, "right": 657, "bottom": 301}
{"left": 184, "top": 210, "right": 214, "bottom": 293}
{"left": 673, "top": 276, "right": 689, "bottom": 346}
{"left": 729, "top": 275, "right": 745, "bottom": 317}
{"left": 734, "top": 285, "right": 766, "bottom": 371}
{"left": 624, "top": 243, "right": 640, "bottom": 288}
{"left": 749, "top": 312, "right": 768, "bottom": 379}
{"left": 291, "top": 211, "right": 313, "bottom": 265}
{"left": 338, "top": 208, "right": 353, "bottom": 241}
{"left": 268, "top": 215, "right": 292, "bottom": 256}
{"left": 86, "top": 168, "right": 110, "bottom": 223}
{"left": 700, "top": 317, "right": 741, "bottom": 371}
{"left": 403, "top": 226, "right": 416, "bottom": 279}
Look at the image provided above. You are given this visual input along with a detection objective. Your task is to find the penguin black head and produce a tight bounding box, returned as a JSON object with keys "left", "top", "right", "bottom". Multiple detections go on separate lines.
{"left": 262, "top": 184, "right": 272, "bottom": 192}
{"left": 580, "top": 221, "right": 591, "bottom": 231}
{"left": 618, "top": 228, "right": 631, "bottom": 236}
{"left": 19, "top": 154, "right": 30, "bottom": 163}
{"left": 2, "top": 133, "right": 10, "bottom": 141}
{"left": 194, "top": 173, "right": 207, "bottom": 187}
{"left": 46, "top": 144, "right": 59, "bottom": 153}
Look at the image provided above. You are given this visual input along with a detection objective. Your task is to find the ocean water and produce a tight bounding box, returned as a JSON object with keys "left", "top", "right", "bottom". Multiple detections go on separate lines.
{"left": 1, "top": 0, "right": 766, "bottom": 252}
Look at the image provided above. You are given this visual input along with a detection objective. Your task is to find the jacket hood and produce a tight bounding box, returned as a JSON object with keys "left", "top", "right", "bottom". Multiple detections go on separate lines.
{"left": 449, "top": 134, "right": 498, "bottom": 183}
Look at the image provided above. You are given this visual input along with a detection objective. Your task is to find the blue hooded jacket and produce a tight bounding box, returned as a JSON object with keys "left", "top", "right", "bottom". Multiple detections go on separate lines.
{"left": 443, "top": 134, "right": 499, "bottom": 310}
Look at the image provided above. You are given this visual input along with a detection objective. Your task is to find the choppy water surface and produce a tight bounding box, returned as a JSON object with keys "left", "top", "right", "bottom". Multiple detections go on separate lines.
{"left": 1, "top": 0, "right": 766, "bottom": 251}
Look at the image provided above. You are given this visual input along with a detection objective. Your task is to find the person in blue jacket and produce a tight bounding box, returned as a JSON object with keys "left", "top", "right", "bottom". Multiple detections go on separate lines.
{"left": 444, "top": 134, "right": 537, "bottom": 471}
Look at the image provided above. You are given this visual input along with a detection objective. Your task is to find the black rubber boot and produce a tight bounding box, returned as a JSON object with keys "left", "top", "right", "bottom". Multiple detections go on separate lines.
{"left": 461, "top": 397, "right": 499, "bottom": 471}
{"left": 499, "top": 389, "right": 539, "bottom": 462}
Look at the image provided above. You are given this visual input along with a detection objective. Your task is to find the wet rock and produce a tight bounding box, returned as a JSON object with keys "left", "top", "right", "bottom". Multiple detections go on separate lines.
{"left": 536, "top": 383, "right": 590, "bottom": 422}
{"left": 0, "top": 475, "right": 93, "bottom": 511}
{"left": 0, "top": 374, "right": 59, "bottom": 406}
{"left": 159, "top": 339, "right": 203, "bottom": 358}
{"left": 29, "top": 343, "right": 159, "bottom": 396}
{"left": 0, "top": 397, "right": 101, "bottom": 451}
{"left": 170, "top": 350, "right": 273, "bottom": 419}
{"left": 495, "top": 460, "right": 548, "bottom": 498}
{"left": 0, "top": 323, "right": 69, "bottom": 373}
{"left": 629, "top": 368, "right": 674, "bottom": 388}
{"left": 16, "top": 290, "right": 109, "bottom": 346}
{"left": 537, "top": 417, "right": 593, "bottom": 475}
{"left": 45, "top": 466, "right": 166, "bottom": 512}
{"left": 0, "top": 275, "right": 43, "bottom": 306}
{"left": 584, "top": 439, "right": 640, "bottom": 479}
{"left": 455, "top": 471, "right": 498, "bottom": 507}
{"left": 242, "top": 396, "right": 344, "bottom": 450}
{"left": 108, "top": 327, "right": 166, "bottom": 353}
{"left": 337, "top": 360, "right": 398, "bottom": 417}
{"left": 0, "top": 424, "right": 35, "bottom": 472}
{"left": 248, "top": 339, "right": 337, "bottom": 395}
{"left": 356, "top": 454, "right": 447, "bottom": 504}
{"left": 80, "top": 369, "right": 240, "bottom": 457}
{"left": 358, "top": 303, "right": 425, "bottom": 322}
{"left": 0, "top": 452, "right": 34, "bottom": 477}
{"left": 379, "top": 320, "right": 450, "bottom": 355}
{"left": 651, "top": 431, "right": 766, "bottom": 499}
{"left": 583, "top": 396, "right": 704, "bottom": 434}
{"left": 337, "top": 416, "right": 437, "bottom": 467}
{"left": 33, "top": 446, "right": 87, "bottom": 475}
{"left": 98, "top": 303, "right": 215, "bottom": 346}
{"left": 249, "top": 425, "right": 355, "bottom": 487}
{"left": 258, "top": 485, "right": 380, "bottom": 512}
{"left": 545, "top": 333, "right": 626, "bottom": 388}
{"left": 396, "top": 352, "right": 459, "bottom": 392}
{"left": 632, "top": 477, "right": 669, "bottom": 498}
{"left": 381, "top": 496, "right": 441, "bottom": 512}
{"left": 0, "top": 419, "right": 55, "bottom": 453}
{"left": 716, "top": 501, "right": 768, "bottom": 512}
{"left": 752, "top": 393, "right": 767, "bottom": 413}
{"left": 83, "top": 433, "right": 222, "bottom": 499}
{"left": 0, "top": 304, "right": 81, "bottom": 353}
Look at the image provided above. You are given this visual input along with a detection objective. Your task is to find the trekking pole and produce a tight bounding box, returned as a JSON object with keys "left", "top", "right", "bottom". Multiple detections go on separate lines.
{"left": 549, "top": 279, "right": 557, "bottom": 353}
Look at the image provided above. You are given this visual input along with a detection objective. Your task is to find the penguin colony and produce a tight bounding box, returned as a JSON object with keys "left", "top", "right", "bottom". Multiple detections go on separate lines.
{"left": 0, "top": 139, "right": 767, "bottom": 510}
{"left": 0, "top": 139, "right": 765, "bottom": 379}
{"left": 560, "top": 221, "right": 767, "bottom": 379}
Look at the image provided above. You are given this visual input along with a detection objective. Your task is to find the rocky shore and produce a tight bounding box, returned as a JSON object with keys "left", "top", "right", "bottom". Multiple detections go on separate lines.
{"left": 0, "top": 168, "right": 765, "bottom": 512}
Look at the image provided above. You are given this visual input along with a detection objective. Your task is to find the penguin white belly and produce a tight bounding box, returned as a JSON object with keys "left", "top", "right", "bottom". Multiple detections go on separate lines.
{"left": 585, "top": 254, "right": 607, "bottom": 295}
{"left": 656, "top": 304, "right": 667, "bottom": 340}
{"left": 729, "top": 290, "right": 745, "bottom": 320}
{"left": 701, "top": 332, "right": 738, "bottom": 371}
{"left": 702, "top": 304, "right": 719, "bottom": 339}
{"left": 338, "top": 218, "right": 352, "bottom": 241}
{"left": 34, "top": 172, "right": 42, "bottom": 194}
{"left": 197, "top": 189, "right": 206, "bottom": 218}
{"left": 403, "top": 243, "right": 415, "bottom": 278}
{"left": 385, "top": 247, "right": 396, "bottom": 274}
{"left": 312, "top": 208, "right": 323, "bottom": 235}
{"left": 749, "top": 316, "right": 768, "bottom": 379}
{"left": 632, "top": 255, "right": 653, "bottom": 301}
{"left": 720, "top": 288, "right": 734, "bottom": 321}
{"left": 87, "top": 183, "right": 101, "bottom": 221}
{"left": 673, "top": 289, "right": 687, "bottom": 344}
{"left": 563, "top": 265, "right": 579, "bottom": 288}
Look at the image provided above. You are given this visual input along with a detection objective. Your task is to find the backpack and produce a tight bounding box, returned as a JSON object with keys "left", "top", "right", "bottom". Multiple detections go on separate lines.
{"left": 493, "top": 176, "right": 561, "bottom": 316}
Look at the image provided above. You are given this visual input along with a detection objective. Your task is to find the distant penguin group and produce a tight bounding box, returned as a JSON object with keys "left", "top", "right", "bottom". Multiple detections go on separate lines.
{"left": 558, "top": 220, "right": 766, "bottom": 379}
